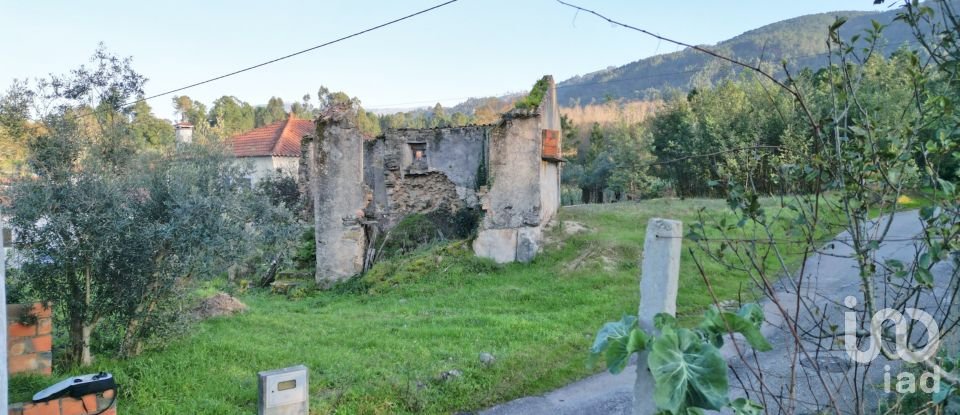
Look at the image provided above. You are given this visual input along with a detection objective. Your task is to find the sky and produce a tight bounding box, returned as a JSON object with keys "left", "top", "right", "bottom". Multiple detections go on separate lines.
{"left": 1, "top": 0, "right": 891, "bottom": 119}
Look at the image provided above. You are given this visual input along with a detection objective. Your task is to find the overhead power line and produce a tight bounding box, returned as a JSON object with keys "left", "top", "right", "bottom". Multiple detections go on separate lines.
{"left": 83, "top": 0, "right": 460, "bottom": 117}
{"left": 365, "top": 51, "right": 834, "bottom": 109}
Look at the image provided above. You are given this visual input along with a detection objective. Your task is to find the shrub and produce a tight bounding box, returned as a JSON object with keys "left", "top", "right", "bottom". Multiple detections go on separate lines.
{"left": 293, "top": 226, "right": 316, "bottom": 271}
{"left": 514, "top": 76, "right": 551, "bottom": 111}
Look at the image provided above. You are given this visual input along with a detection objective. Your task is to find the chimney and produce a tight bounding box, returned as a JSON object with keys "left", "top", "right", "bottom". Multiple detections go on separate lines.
{"left": 174, "top": 114, "right": 194, "bottom": 145}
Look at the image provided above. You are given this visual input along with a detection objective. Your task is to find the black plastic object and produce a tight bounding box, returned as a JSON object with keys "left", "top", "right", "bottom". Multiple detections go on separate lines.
{"left": 32, "top": 372, "right": 116, "bottom": 403}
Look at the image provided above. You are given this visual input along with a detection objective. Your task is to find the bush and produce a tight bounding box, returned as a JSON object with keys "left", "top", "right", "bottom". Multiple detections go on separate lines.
{"left": 255, "top": 170, "right": 301, "bottom": 211}
{"left": 374, "top": 208, "right": 480, "bottom": 261}
{"left": 376, "top": 214, "right": 441, "bottom": 260}
{"left": 293, "top": 226, "right": 316, "bottom": 271}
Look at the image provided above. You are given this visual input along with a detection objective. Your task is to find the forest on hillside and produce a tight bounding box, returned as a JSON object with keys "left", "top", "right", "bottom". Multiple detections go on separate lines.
{"left": 555, "top": 2, "right": 956, "bottom": 104}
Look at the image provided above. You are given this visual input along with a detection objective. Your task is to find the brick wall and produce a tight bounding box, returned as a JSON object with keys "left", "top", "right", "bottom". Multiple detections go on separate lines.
{"left": 8, "top": 389, "right": 116, "bottom": 415}
{"left": 7, "top": 303, "right": 53, "bottom": 375}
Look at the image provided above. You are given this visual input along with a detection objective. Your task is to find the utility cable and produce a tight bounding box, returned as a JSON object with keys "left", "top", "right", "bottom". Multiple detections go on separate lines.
{"left": 79, "top": 0, "right": 460, "bottom": 118}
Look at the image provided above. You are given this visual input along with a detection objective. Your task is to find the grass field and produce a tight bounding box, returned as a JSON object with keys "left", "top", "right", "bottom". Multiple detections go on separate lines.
{"left": 10, "top": 197, "right": 865, "bottom": 414}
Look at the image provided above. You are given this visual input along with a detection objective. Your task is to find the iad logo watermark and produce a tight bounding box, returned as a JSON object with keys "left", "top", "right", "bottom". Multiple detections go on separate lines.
{"left": 843, "top": 296, "right": 943, "bottom": 394}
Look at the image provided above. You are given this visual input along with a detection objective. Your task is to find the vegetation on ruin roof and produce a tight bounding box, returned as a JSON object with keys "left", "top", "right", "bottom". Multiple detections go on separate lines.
{"left": 513, "top": 76, "right": 551, "bottom": 111}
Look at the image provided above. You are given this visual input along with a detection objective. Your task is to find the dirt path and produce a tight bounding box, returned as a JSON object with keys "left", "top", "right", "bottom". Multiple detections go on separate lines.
{"left": 482, "top": 210, "right": 955, "bottom": 414}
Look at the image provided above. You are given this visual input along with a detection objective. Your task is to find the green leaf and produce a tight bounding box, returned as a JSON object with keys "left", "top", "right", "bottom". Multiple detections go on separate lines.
{"left": 591, "top": 315, "right": 647, "bottom": 374}
{"left": 628, "top": 327, "right": 651, "bottom": 353}
{"left": 699, "top": 305, "right": 772, "bottom": 352}
{"left": 648, "top": 326, "right": 730, "bottom": 413}
{"left": 730, "top": 398, "right": 764, "bottom": 415}
{"left": 829, "top": 17, "right": 849, "bottom": 32}
{"left": 848, "top": 125, "right": 869, "bottom": 136}
{"left": 938, "top": 178, "right": 956, "bottom": 196}
{"left": 933, "top": 383, "right": 954, "bottom": 404}
{"left": 604, "top": 328, "right": 651, "bottom": 374}
{"left": 916, "top": 268, "right": 934, "bottom": 287}
{"left": 605, "top": 335, "right": 633, "bottom": 374}
{"left": 655, "top": 313, "right": 678, "bottom": 331}
{"left": 591, "top": 315, "right": 637, "bottom": 355}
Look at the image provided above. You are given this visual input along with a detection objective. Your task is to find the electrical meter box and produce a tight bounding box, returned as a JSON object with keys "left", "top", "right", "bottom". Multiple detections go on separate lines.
{"left": 258, "top": 365, "right": 308, "bottom": 415}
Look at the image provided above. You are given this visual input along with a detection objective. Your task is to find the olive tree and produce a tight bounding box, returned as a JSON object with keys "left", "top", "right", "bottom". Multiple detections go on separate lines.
{"left": 3, "top": 47, "right": 298, "bottom": 366}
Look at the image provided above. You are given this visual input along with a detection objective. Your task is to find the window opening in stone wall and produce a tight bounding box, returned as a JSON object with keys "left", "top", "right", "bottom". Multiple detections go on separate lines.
{"left": 408, "top": 142, "right": 429, "bottom": 174}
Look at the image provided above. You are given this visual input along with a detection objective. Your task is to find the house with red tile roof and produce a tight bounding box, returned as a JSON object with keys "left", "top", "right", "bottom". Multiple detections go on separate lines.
{"left": 226, "top": 112, "right": 314, "bottom": 184}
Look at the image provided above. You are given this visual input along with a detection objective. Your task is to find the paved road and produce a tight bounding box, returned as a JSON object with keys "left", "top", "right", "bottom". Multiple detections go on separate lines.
{"left": 482, "top": 211, "right": 957, "bottom": 414}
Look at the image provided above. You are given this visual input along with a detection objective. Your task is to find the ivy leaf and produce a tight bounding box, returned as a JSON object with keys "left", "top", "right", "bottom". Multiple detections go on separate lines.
{"left": 730, "top": 398, "right": 764, "bottom": 415}
{"left": 648, "top": 326, "right": 730, "bottom": 413}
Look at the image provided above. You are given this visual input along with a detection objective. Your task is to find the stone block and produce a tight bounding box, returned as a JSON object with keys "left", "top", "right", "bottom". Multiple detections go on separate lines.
{"left": 473, "top": 229, "right": 518, "bottom": 263}
{"left": 516, "top": 227, "right": 542, "bottom": 263}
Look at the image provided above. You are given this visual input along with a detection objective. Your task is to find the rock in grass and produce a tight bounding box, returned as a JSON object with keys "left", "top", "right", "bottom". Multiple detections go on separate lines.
{"left": 479, "top": 352, "right": 496, "bottom": 367}
{"left": 438, "top": 369, "right": 463, "bottom": 382}
{"left": 193, "top": 292, "right": 247, "bottom": 320}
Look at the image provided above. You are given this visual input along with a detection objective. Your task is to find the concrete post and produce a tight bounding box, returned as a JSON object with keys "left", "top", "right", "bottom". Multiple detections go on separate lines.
{"left": 633, "top": 218, "right": 682, "bottom": 415}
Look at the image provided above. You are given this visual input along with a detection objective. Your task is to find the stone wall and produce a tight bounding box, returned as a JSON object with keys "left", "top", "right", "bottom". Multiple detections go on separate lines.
{"left": 7, "top": 303, "right": 53, "bottom": 375}
{"left": 307, "top": 109, "right": 368, "bottom": 286}
{"left": 302, "top": 76, "right": 563, "bottom": 280}
{"left": 367, "top": 127, "right": 487, "bottom": 230}
{"left": 473, "top": 75, "right": 563, "bottom": 263}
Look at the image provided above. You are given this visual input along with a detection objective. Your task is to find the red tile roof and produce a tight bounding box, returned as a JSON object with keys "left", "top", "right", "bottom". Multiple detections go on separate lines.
{"left": 227, "top": 113, "right": 314, "bottom": 157}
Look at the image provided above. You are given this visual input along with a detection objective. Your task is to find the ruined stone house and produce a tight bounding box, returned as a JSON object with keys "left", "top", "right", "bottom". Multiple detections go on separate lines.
{"left": 301, "top": 76, "right": 563, "bottom": 286}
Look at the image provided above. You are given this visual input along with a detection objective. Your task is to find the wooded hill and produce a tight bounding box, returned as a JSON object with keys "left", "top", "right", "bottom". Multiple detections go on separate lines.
{"left": 556, "top": 4, "right": 940, "bottom": 104}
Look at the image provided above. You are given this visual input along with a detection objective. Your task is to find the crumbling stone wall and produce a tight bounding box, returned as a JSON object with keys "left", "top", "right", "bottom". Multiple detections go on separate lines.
{"left": 303, "top": 76, "right": 563, "bottom": 284}
{"left": 368, "top": 127, "right": 487, "bottom": 230}
{"left": 473, "top": 75, "right": 562, "bottom": 263}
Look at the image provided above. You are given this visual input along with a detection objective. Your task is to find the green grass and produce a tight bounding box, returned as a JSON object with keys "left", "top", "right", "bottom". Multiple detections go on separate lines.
{"left": 9, "top": 197, "right": 847, "bottom": 414}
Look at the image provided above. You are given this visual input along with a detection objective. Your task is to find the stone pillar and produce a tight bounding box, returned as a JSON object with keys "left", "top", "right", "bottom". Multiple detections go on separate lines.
{"left": 634, "top": 218, "right": 681, "bottom": 415}
{"left": 310, "top": 109, "right": 367, "bottom": 287}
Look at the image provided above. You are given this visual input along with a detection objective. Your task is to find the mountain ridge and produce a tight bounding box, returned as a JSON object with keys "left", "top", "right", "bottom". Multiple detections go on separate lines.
{"left": 555, "top": 6, "right": 923, "bottom": 104}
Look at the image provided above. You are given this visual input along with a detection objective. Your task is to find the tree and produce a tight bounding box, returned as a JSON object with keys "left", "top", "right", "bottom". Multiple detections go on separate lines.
{"left": 255, "top": 96, "right": 286, "bottom": 127}
{"left": 129, "top": 101, "right": 174, "bottom": 148}
{"left": 0, "top": 80, "right": 37, "bottom": 173}
{"left": 172, "top": 95, "right": 210, "bottom": 138}
{"left": 4, "top": 47, "right": 299, "bottom": 366}
{"left": 450, "top": 112, "right": 471, "bottom": 127}
{"left": 430, "top": 103, "right": 449, "bottom": 128}
{"left": 209, "top": 95, "right": 255, "bottom": 137}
